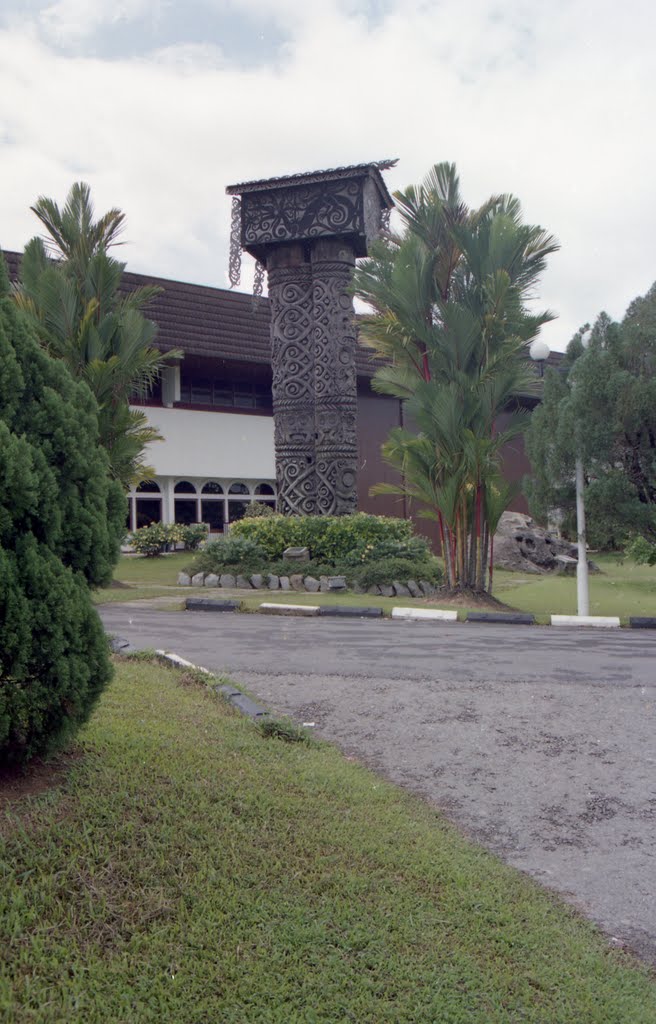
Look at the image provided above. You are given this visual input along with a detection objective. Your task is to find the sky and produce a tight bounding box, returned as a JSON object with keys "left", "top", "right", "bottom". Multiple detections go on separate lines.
{"left": 1, "top": 0, "right": 655, "bottom": 351}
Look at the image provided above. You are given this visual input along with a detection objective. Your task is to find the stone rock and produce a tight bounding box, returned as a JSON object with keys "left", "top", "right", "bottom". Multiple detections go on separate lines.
{"left": 352, "top": 582, "right": 366, "bottom": 595}
{"left": 204, "top": 573, "right": 220, "bottom": 587}
{"left": 407, "top": 579, "right": 422, "bottom": 598}
{"left": 393, "top": 581, "right": 411, "bottom": 597}
{"left": 250, "top": 574, "right": 265, "bottom": 589}
{"left": 290, "top": 574, "right": 305, "bottom": 591}
{"left": 283, "top": 546, "right": 310, "bottom": 562}
{"left": 191, "top": 572, "right": 205, "bottom": 587}
{"left": 280, "top": 576, "right": 291, "bottom": 591}
{"left": 327, "top": 575, "right": 347, "bottom": 591}
{"left": 177, "top": 572, "right": 191, "bottom": 586}
{"left": 219, "top": 573, "right": 236, "bottom": 588}
{"left": 419, "top": 580, "right": 436, "bottom": 597}
{"left": 303, "top": 576, "right": 321, "bottom": 593}
{"left": 493, "top": 512, "right": 580, "bottom": 575}
{"left": 367, "top": 584, "right": 382, "bottom": 596}
{"left": 267, "top": 574, "right": 279, "bottom": 590}
{"left": 379, "top": 585, "right": 394, "bottom": 597}
{"left": 319, "top": 576, "right": 330, "bottom": 592}
{"left": 235, "top": 575, "right": 252, "bottom": 589}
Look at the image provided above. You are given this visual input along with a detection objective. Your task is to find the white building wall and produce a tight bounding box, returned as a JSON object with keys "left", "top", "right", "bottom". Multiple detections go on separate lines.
{"left": 132, "top": 406, "right": 275, "bottom": 479}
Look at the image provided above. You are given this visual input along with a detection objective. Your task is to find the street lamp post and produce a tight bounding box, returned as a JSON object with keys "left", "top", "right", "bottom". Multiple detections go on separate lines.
{"left": 530, "top": 334, "right": 590, "bottom": 617}
{"left": 574, "top": 327, "right": 592, "bottom": 616}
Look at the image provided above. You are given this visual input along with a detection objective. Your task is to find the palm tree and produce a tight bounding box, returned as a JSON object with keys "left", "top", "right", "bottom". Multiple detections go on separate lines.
{"left": 354, "top": 163, "right": 559, "bottom": 593}
{"left": 13, "top": 183, "right": 178, "bottom": 488}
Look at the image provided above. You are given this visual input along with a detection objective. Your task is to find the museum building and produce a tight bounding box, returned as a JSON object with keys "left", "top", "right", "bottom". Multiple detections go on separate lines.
{"left": 3, "top": 249, "right": 537, "bottom": 542}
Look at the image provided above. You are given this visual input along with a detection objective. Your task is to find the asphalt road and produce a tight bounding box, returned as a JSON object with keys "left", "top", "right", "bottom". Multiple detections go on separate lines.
{"left": 101, "top": 605, "right": 656, "bottom": 961}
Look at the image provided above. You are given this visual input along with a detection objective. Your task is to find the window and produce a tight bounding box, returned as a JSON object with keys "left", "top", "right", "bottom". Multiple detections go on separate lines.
{"left": 179, "top": 373, "right": 272, "bottom": 410}
{"left": 174, "top": 480, "right": 196, "bottom": 493}
{"left": 255, "top": 483, "right": 275, "bottom": 495}
{"left": 201, "top": 482, "right": 223, "bottom": 494}
{"left": 136, "top": 480, "right": 161, "bottom": 493}
{"left": 228, "top": 482, "right": 249, "bottom": 495}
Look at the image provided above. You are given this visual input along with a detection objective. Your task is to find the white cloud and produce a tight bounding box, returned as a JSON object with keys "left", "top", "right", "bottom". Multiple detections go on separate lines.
{"left": 1, "top": 0, "right": 656, "bottom": 349}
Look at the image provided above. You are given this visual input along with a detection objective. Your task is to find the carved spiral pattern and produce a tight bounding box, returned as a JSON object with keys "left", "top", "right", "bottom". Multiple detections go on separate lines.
{"left": 244, "top": 182, "right": 361, "bottom": 246}
{"left": 268, "top": 265, "right": 316, "bottom": 514}
{"left": 312, "top": 259, "right": 358, "bottom": 515}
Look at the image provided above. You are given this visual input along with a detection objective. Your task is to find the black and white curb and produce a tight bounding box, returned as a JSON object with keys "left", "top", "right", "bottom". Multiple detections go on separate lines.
{"left": 179, "top": 598, "right": 655, "bottom": 630}
{"left": 155, "top": 650, "right": 270, "bottom": 719}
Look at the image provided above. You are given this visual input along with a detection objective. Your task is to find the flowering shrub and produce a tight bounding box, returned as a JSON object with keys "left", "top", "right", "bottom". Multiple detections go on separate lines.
{"left": 130, "top": 522, "right": 208, "bottom": 556}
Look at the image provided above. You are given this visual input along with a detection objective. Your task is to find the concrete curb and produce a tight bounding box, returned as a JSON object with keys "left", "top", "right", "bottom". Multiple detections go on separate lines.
{"left": 185, "top": 597, "right": 240, "bottom": 612}
{"left": 629, "top": 617, "right": 656, "bottom": 629}
{"left": 155, "top": 650, "right": 270, "bottom": 719}
{"left": 259, "top": 602, "right": 320, "bottom": 617}
{"left": 466, "top": 611, "right": 536, "bottom": 625}
{"left": 391, "top": 607, "right": 458, "bottom": 622}
{"left": 318, "top": 605, "right": 383, "bottom": 618}
{"left": 550, "top": 614, "right": 621, "bottom": 628}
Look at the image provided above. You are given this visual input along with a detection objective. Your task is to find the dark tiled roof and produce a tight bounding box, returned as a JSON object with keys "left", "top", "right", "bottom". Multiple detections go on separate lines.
{"left": 2, "top": 249, "right": 379, "bottom": 377}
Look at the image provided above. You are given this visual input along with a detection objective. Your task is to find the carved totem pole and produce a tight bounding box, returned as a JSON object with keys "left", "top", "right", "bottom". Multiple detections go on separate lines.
{"left": 226, "top": 162, "right": 395, "bottom": 516}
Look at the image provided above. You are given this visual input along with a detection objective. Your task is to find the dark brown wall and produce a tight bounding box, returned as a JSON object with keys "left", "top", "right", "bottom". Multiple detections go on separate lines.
{"left": 357, "top": 384, "right": 405, "bottom": 519}
{"left": 497, "top": 410, "right": 535, "bottom": 515}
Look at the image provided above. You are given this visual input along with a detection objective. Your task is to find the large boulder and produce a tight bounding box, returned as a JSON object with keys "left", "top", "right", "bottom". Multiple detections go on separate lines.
{"left": 493, "top": 512, "right": 588, "bottom": 574}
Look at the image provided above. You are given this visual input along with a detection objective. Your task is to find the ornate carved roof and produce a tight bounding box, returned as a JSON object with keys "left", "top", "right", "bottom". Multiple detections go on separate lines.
{"left": 226, "top": 160, "right": 397, "bottom": 209}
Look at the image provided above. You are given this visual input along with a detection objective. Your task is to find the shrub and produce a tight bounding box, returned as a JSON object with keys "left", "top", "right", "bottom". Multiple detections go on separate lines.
{"left": 342, "top": 535, "right": 432, "bottom": 567}
{"left": 130, "top": 522, "right": 172, "bottom": 556}
{"left": 232, "top": 513, "right": 413, "bottom": 563}
{"left": 350, "top": 556, "right": 444, "bottom": 590}
{"left": 243, "top": 501, "right": 275, "bottom": 518}
{"left": 189, "top": 536, "right": 267, "bottom": 574}
{"left": 130, "top": 522, "right": 209, "bottom": 556}
{"left": 0, "top": 253, "right": 119, "bottom": 767}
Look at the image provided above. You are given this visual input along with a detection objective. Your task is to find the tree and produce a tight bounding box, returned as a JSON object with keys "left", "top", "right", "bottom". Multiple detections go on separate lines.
{"left": 525, "top": 287, "right": 656, "bottom": 550}
{"left": 353, "top": 163, "right": 558, "bottom": 592}
{"left": 12, "top": 182, "right": 178, "bottom": 488}
{"left": 0, "top": 252, "right": 122, "bottom": 767}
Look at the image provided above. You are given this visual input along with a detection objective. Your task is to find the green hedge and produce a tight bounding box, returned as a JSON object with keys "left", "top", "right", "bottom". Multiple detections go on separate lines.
{"left": 231, "top": 513, "right": 413, "bottom": 563}
{"left": 130, "top": 523, "right": 207, "bottom": 556}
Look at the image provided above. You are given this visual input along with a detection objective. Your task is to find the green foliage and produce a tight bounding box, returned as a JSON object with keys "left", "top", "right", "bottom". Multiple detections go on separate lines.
{"left": 353, "top": 164, "right": 558, "bottom": 593}
{"left": 12, "top": 182, "right": 181, "bottom": 487}
{"left": 526, "top": 296, "right": 656, "bottom": 550}
{"left": 243, "top": 500, "right": 275, "bottom": 518}
{"left": 342, "top": 535, "right": 432, "bottom": 567}
{"left": 129, "top": 522, "right": 207, "bottom": 556}
{"left": 350, "top": 556, "right": 443, "bottom": 589}
{"left": 625, "top": 536, "right": 656, "bottom": 566}
{"left": 0, "top": 272, "right": 117, "bottom": 767}
{"left": 257, "top": 716, "right": 317, "bottom": 745}
{"left": 190, "top": 535, "right": 267, "bottom": 573}
{"left": 232, "top": 512, "right": 412, "bottom": 563}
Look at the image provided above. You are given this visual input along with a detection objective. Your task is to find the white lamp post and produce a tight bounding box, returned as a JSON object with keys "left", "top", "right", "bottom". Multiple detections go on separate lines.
{"left": 529, "top": 338, "right": 550, "bottom": 376}
{"left": 574, "top": 327, "right": 592, "bottom": 616}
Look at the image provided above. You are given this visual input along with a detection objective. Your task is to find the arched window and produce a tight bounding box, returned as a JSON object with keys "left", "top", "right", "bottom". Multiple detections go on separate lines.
{"left": 133, "top": 479, "right": 161, "bottom": 528}
{"left": 174, "top": 480, "right": 198, "bottom": 525}
{"left": 228, "top": 482, "right": 249, "bottom": 495}
{"left": 201, "top": 481, "right": 225, "bottom": 532}
{"left": 255, "top": 483, "right": 275, "bottom": 495}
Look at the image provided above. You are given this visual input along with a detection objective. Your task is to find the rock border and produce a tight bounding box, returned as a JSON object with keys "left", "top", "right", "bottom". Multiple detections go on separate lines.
{"left": 177, "top": 570, "right": 438, "bottom": 598}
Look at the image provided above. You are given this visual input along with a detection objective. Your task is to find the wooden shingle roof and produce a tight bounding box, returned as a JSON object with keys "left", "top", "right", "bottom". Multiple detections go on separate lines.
{"left": 2, "top": 249, "right": 379, "bottom": 377}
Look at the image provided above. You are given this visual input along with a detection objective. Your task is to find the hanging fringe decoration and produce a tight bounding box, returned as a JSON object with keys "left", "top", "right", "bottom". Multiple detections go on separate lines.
{"left": 228, "top": 197, "right": 242, "bottom": 288}
{"left": 380, "top": 207, "right": 391, "bottom": 234}
{"left": 253, "top": 260, "right": 265, "bottom": 297}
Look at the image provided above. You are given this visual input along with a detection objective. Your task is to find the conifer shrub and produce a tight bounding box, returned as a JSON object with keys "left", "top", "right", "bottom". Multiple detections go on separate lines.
{"left": 0, "top": 252, "right": 122, "bottom": 767}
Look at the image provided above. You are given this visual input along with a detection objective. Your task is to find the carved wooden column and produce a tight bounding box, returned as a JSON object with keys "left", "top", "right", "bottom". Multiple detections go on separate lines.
{"left": 267, "top": 245, "right": 316, "bottom": 515}
{"left": 226, "top": 161, "right": 395, "bottom": 516}
{"left": 311, "top": 239, "right": 358, "bottom": 514}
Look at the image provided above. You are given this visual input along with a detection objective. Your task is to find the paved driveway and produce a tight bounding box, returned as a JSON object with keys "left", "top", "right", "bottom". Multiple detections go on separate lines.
{"left": 101, "top": 606, "right": 656, "bottom": 960}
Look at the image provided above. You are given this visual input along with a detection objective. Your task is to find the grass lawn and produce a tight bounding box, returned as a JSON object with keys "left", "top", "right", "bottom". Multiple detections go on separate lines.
{"left": 2, "top": 660, "right": 655, "bottom": 1022}
{"left": 98, "top": 551, "right": 656, "bottom": 621}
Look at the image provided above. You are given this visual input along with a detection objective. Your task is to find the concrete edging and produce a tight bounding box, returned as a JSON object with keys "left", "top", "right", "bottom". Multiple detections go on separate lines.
{"left": 391, "top": 607, "right": 458, "bottom": 622}
{"left": 550, "top": 614, "right": 621, "bottom": 628}
{"left": 259, "top": 603, "right": 320, "bottom": 617}
{"left": 155, "top": 650, "right": 270, "bottom": 719}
